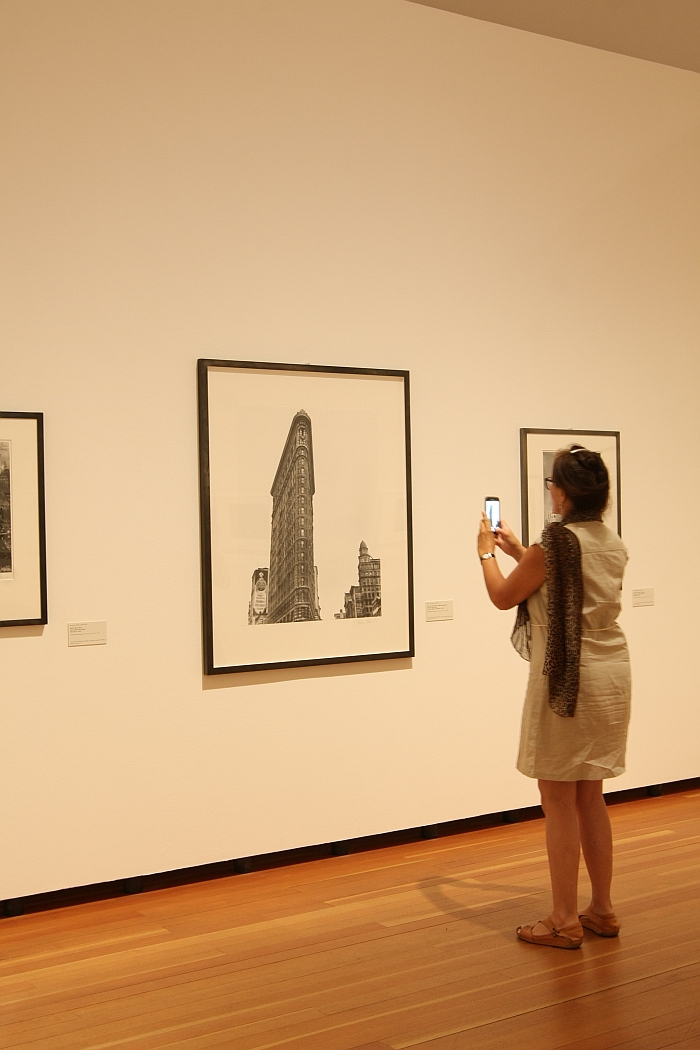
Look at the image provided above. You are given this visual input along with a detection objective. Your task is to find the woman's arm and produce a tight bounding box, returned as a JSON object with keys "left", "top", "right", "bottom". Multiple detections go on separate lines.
{"left": 478, "top": 513, "right": 545, "bottom": 610}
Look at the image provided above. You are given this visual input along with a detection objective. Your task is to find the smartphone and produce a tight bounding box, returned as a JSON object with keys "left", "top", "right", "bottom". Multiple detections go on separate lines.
{"left": 485, "top": 497, "right": 500, "bottom": 533}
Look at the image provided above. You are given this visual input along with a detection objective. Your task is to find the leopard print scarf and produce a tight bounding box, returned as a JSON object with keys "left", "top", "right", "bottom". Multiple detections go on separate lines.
{"left": 511, "top": 513, "right": 600, "bottom": 718}
{"left": 541, "top": 522, "right": 583, "bottom": 717}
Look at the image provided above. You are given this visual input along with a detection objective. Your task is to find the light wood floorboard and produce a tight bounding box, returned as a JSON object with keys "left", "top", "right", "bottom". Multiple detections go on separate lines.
{"left": 1, "top": 792, "right": 698, "bottom": 1049}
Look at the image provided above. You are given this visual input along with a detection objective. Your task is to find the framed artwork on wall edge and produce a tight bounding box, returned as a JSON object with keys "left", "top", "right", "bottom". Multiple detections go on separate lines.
{"left": 0, "top": 411, "right": 47, "bottom": 627}
{"left": 198, "top": 359, "right": 414, "bottom": 674}
{"left": 520, "top": 428, "right": 621, "bottom": 547}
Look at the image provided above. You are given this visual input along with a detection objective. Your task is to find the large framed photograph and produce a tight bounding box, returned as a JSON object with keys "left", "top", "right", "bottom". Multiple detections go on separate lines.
{"left": 520, "top": 429, "right": 621, "bottom": 546}
{"left": 198, "top": 360, "right": 414, "bottom": 674}
{"left": 0, "top": 412, "right": 47, "bottom": 627}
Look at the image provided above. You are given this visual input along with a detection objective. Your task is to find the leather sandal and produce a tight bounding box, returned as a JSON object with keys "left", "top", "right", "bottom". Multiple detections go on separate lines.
{"left": 579, "top": 907, "right": 620, "bottom": 937}
{"left": 517, "top": 916, "right": 583, "bottom": 949}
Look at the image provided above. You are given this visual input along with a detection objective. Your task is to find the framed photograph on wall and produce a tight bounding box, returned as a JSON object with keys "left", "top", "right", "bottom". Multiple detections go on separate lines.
{"left": 198, "top": 359, "right": 414, "bottom": 674}
{"left": 0, "top": 412, "right": 47, "bottom": 627}
{"left": 520, "top": 429, "right": 621, "bottom": 546}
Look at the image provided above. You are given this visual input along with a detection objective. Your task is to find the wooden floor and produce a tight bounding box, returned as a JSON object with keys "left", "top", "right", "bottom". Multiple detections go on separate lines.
{"left": 1, "top": 791, "right": 699, "bottom": 1050}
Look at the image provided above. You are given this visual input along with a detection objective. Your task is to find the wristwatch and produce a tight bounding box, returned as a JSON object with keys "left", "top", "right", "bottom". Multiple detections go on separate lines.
{"left": 480, "top": 552, "right": 496, "bottom": 562}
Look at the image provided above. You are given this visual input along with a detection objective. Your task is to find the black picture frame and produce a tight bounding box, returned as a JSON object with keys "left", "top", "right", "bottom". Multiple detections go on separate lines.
{"left": 520, "top": 428, "right": 621, "bottom": 546}
{"left": 0, "top": 411, "right": 48, "bottom": 627}
{"left": 198, "top": 359, "right": 414, "bottom": 674}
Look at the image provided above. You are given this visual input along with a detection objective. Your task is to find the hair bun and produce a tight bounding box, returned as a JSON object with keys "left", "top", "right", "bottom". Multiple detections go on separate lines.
{"left": 552, "top": 445, "right": 610, "bottom": 516}
{"left": 569, "top": 446, "right": 603, "bottom": 473}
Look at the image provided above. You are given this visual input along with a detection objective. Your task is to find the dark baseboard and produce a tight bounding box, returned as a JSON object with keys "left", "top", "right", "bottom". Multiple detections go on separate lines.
{"left": 3, "top": 776, "right": 697, "bottom": 919}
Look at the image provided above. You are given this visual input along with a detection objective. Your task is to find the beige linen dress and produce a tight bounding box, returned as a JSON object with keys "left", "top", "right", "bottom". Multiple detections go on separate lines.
{"left": 517, "top": 521, "right": 631, "bottom": 781}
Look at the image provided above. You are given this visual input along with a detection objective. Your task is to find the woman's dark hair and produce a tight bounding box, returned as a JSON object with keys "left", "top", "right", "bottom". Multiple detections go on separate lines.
{"left": 551, "top": 445, "right": 609, "bottom": 516}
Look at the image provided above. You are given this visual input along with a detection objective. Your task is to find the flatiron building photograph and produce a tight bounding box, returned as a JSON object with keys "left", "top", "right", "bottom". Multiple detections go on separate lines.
{"left": 252, "top": 411, "right": 321, "bottom": 624}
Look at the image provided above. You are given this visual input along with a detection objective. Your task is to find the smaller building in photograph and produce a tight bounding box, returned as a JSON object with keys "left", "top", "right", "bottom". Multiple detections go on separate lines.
{"left": 248, "top": 567, "right": 269, "bottom": 625}
{"left": 335, "top": 541, "right": 381, "bottom": 618}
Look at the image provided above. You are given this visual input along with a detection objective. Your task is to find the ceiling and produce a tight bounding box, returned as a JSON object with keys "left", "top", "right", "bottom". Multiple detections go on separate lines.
{"left": 406, "top": 0, "right": 700, "bottom": 75}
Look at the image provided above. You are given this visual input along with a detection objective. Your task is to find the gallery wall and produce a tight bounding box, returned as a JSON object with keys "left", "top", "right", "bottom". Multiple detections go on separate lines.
{"left": 1, "top": 0, "right": 699, "bottom": 899}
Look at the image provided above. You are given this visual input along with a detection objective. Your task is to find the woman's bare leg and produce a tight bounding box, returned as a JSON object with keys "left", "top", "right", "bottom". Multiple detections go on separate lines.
{"left": 538, "top": 779, "right": 581, "bottom": 929}
{"left": 576, "top": 780, "right": 615, "bottom": 916}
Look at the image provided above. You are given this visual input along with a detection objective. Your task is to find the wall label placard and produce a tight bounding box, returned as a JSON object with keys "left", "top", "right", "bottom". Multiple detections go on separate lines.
{"left": 425, "top": 601, "right": 453, "bottom": 622}
{"left": 68, "top": 621, "right": 107, "bottom": 646}
{"left": 632, "top": 588, "right": 654, "bottom": 607}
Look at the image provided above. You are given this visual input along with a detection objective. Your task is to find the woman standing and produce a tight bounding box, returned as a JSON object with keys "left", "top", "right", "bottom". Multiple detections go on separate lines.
{"left": 478, "top": 446, "right": 630, "bottom": 949}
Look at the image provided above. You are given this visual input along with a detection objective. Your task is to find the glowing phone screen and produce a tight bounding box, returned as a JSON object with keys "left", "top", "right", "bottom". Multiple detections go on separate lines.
{"left": 485, "top": 498, "right": 500, "bottom": 532}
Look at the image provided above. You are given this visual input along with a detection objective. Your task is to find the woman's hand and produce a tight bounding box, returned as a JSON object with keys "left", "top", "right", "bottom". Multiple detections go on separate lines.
{"left": 478, "top": 513, "right": 496, "bottom": 557}
{"left": 494, "top": 520, "right": 527, "bottom": 562}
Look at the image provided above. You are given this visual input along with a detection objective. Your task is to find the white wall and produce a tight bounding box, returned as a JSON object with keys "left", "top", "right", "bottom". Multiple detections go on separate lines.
{"left": 1, "top": 0, "right": 698, "bottom": 899}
